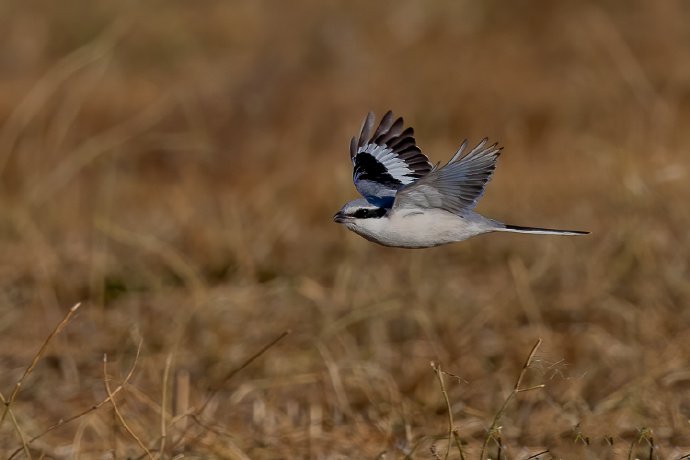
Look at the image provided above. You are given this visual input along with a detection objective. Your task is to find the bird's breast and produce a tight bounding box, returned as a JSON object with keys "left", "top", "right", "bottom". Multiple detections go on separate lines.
{"left": 347, "top": 210, "right": 492, "bottom": 248}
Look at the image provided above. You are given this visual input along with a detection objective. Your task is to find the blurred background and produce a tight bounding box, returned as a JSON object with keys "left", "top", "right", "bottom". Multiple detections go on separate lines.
{"left": 1, "top": 1, "right": 689, "bottom": 458}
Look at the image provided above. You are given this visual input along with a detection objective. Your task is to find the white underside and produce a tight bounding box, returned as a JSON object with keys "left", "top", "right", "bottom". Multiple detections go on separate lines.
{"left": 343, "top": 208, "right": 585, "bottom": 248}
{"left": 344, "top": 208, "right": 498, "bottom": 248}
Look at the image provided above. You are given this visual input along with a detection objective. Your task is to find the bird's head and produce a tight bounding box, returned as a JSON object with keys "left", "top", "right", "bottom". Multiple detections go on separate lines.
{"left": 333, "top": 198, "right": 388, "bottom": 231}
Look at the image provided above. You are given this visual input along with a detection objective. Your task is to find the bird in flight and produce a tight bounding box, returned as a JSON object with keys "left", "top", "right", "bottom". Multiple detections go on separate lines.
{"left": 334, "top": 111, "right": 588, "bottom": 248}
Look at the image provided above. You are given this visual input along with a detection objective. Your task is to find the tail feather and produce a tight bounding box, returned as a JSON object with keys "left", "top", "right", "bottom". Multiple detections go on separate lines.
{"left": 500, "top": 224, "right": 589, "bottom": 236}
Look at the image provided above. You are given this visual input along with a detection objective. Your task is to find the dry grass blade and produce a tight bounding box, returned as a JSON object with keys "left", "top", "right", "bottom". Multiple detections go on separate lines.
{"left": 95, "top": 219, "right": 205, "bottom": 305}
{"left": 27, "top": 96, "right": 173, "bottom": 205}
{"left": 0, "top": 19, "right": 127, "bottom": 176}
{"left": 452, "top": 430, "right": 466, "bottom": 460}
{"left": 0, "top": 302, "right": 81, "bottom": 429}
{"left": 431, "top": 361, "right": 465, "bottom": 460}
{"left": 0, "top": 392, "right": 31, "bottom": 459}
{"left": 524, "top": 449, "right": 550, "bottom": 459}
{"left": 316, "top": 340, "right": 352, "bottom": 419}
{"left": 158, "top": 353, "right": 173, "bottom": 459}
{"left": 627, "top": 427, "right": 656, "bottom": 460}
{"left": 184, "top": 419, "right": 251, "bottom": 460}
{"left": 479, "top": 339, "right": 544, "bottom": 460}
{"left": 172, "top": 369, "right": 190, "bottom": 435}
{"left": 103, "top": 352, "right": 153, "bottom": 460}
{"left": 7, "top": 339, "right": 143, "bottom": 460}
{"left": 196, "top": 329, "right": 291, "bottom": 416}
{"left": 169, "top": 329, "right": 291, "bottom": 450}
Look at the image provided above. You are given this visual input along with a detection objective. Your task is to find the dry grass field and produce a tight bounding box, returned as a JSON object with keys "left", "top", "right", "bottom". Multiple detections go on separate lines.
{"left": 1, "top": 1, "right": 690, "bottom": 458}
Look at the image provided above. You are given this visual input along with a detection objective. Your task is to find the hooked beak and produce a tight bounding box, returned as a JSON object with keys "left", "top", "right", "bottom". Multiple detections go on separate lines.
{"left": 333, "top": 211, "right": 348, "bottom": 223}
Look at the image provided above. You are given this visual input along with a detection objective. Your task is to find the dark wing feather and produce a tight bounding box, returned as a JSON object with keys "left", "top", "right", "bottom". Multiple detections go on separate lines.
{"left": 351, "top": 111, "right": 433, "bottom": 207}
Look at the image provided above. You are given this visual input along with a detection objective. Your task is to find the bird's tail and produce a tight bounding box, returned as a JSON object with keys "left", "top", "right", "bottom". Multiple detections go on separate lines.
{"left": 499, "top": 224, "right": 589, "bottom": 236}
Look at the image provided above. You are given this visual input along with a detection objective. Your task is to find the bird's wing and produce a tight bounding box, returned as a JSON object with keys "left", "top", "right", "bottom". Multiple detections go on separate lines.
{"left": 351, "top": 111, "right": 433, "bottom": 207}
{"left": 392, "top": 138, "right": 502, "bottom": 214}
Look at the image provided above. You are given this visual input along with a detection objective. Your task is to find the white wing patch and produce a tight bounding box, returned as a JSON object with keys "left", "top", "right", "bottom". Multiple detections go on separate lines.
{"left": 358, "top": 143, "right": 417, "bottom": 185}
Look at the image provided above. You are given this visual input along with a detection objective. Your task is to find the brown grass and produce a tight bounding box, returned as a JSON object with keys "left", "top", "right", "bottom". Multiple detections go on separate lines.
{"left": 1, "top": 1, "right": 690, "bottom": 458}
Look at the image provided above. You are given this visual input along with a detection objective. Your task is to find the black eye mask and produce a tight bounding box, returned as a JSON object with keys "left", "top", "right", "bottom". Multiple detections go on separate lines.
{"left": 353, "top": 207, "right": 388, "bottom": 219}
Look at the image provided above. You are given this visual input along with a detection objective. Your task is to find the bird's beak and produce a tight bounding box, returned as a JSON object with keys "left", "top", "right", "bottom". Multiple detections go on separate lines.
{"left": 333, "top": 211, "right": 347, "bottom": 223}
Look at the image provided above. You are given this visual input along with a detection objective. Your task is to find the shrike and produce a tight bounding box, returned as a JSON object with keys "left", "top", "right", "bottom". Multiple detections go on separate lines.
{"left": 334, "top": 111, "right": 588, "bottom": 248}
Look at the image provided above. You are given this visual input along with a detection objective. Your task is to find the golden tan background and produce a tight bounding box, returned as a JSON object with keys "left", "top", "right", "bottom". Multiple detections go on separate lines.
{"left": 1, "top": 1, "right": 689, "bottom": 458}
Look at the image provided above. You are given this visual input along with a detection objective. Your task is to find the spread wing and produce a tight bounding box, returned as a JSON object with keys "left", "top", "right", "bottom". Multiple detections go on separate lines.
{"left": 392, "top": 138, "right": 502, "bottom": 214}
{"left": 350, "top": 111, "right": 433, "bottom": 208}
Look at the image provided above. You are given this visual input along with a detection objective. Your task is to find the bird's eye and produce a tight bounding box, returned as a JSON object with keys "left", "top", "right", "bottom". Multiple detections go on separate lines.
{"left": 353, "top": 209, "right": 369, "bottom": 218}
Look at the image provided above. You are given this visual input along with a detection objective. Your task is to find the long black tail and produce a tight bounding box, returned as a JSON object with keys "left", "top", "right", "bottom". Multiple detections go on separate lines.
{"left": 500, "top": 224, "right": 589, "bottom": 236}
